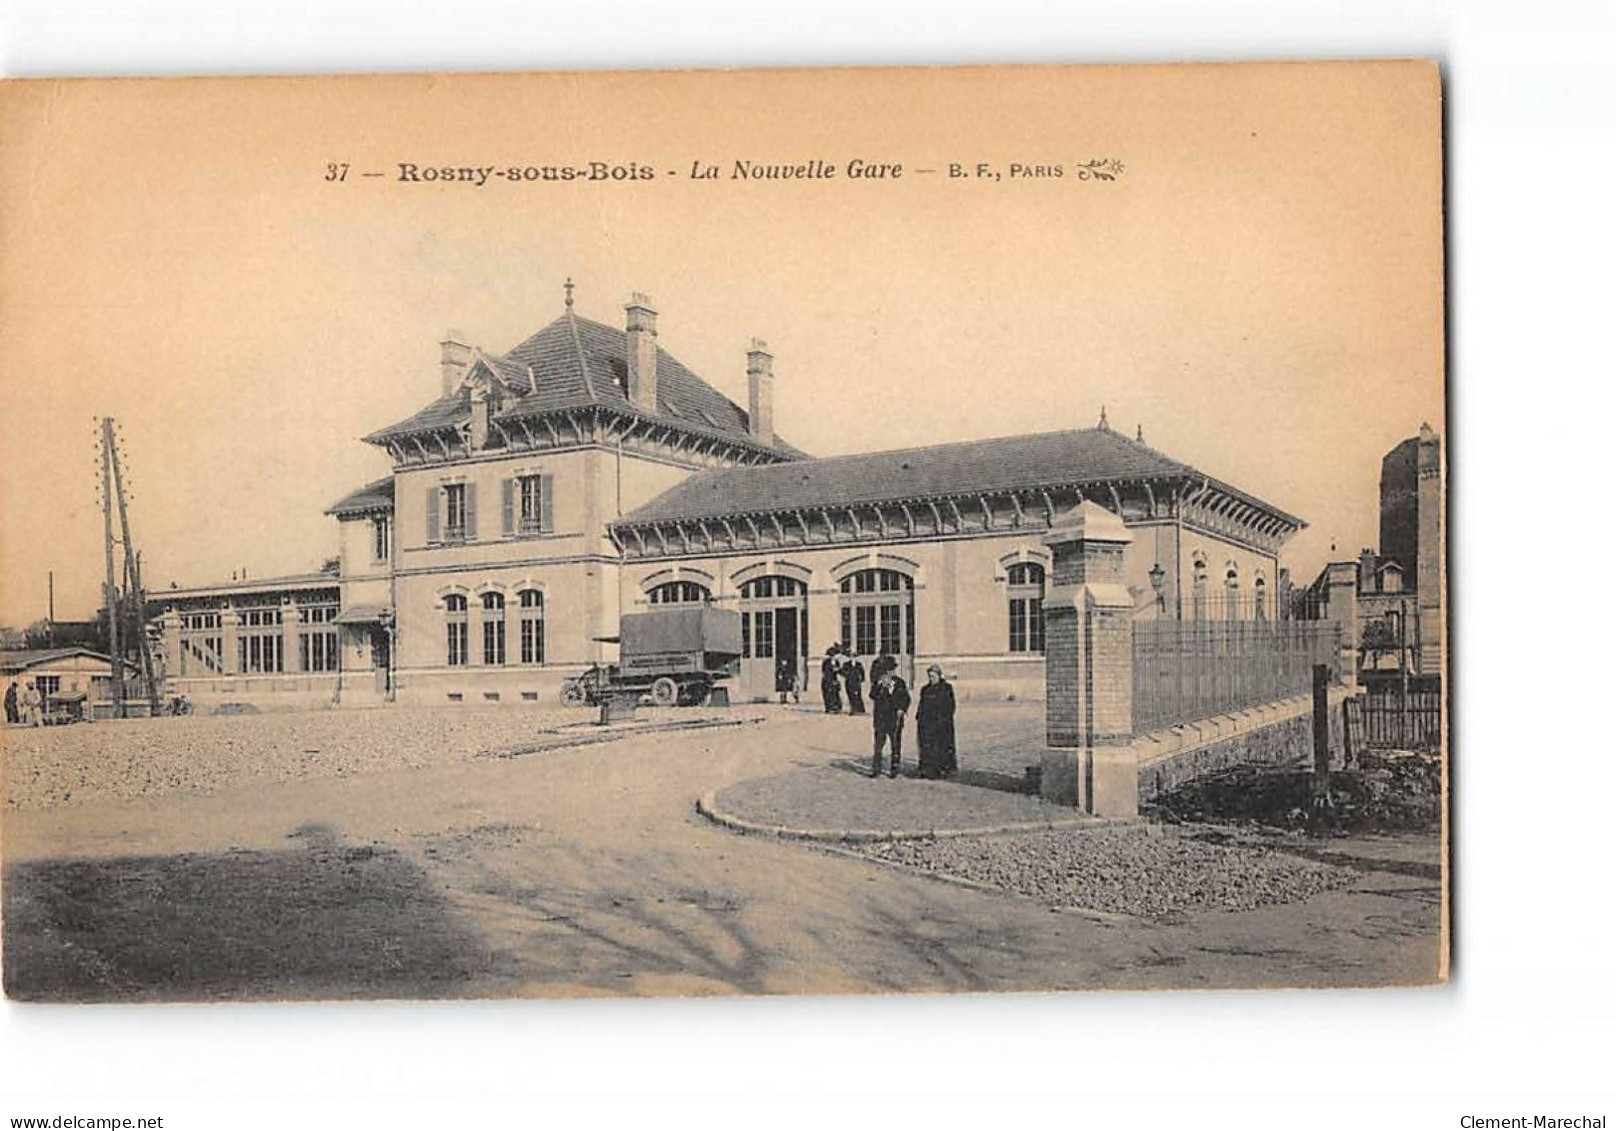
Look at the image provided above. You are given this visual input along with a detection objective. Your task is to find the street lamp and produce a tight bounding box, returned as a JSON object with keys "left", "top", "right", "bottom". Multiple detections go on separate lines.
{"left": 1148, "top": 562, "right": 1167, "bottom": 612}
{"left": 378, "top": 607, "right": 397, "bottom": 701}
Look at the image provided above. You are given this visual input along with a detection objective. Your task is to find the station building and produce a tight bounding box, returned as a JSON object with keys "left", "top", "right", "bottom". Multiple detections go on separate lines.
{"left": 153, "top": 285, "right": 1306, "bottom": 707}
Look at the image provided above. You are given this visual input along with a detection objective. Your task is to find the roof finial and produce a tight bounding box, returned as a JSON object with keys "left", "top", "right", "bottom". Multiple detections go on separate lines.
{"left": 564, "top": 277, "right": 575, "bottom": 309}
{"left": 1136, "top": 423, "right": 1144, "bottom": 442}
{"left": 1098, "top": 404, "right": 1110, "bottom": 431}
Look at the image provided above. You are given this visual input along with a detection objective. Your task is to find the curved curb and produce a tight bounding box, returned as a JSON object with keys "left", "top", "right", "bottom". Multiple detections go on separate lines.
{"left": 695, "top": 789, "right": 1132, "bottom": 844}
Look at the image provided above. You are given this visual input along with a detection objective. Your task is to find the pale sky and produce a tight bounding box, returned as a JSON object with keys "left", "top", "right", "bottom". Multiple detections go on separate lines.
{"left": 0, "top": 63, "right": 1443, "bottom": 624}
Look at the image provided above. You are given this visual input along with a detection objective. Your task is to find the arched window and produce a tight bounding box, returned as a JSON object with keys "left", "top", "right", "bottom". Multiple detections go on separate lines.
{"left": 737, "top": 576, "right": 807, "bottom": 665}
{"left": 445, "top": 594, "right": 468, "bottom": 667}
{"left": 481, "top": 591, "right": 506, "bottom": 665}
{"left": 838, "top": 568, "right": 914, "bottom": 658}
{"left": 1007, "top": 562, "right": 1046, "bottom": 653}
{"left": 1224, "top": 565, "right": 1240, "bottom": 621}
{"left": 738, "top": 576, "right": 804, "bottom": 600}
{"left": 1192, "top": 556, "right": 1208, "bottom": 622}
{"left": 1253, "top": 575, "right": 1268, "bottom": 621}
{"left": 647, "top": 580, "right": 711, "bottom": 605}
{"left": 517, "top": 589, "right": 545, "bottom": 664}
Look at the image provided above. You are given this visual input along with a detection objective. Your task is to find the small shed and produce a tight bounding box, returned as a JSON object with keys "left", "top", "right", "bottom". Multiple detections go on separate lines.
{"left": 1, "top": 648, "right": 115, "bottom": 716}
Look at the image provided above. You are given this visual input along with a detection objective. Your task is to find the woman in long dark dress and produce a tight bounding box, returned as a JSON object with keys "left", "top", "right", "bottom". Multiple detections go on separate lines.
{"left": 916, "top": 664, "right": 957, "bottom": 779}
{"left": 775, "top": 654, "right": 798, "bottom": 704}
{"left": 820, "top": 647, "right": 843, "bottom": 714}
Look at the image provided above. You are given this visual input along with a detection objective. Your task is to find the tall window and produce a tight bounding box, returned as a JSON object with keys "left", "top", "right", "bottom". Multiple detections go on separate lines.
{"left": 519, "top": 475, "right": 543, "bottom": 534}
{"left": 298, "top": 603, "right": 339, "bottom": 672}
{"left": 1007, "top": 561, "right": 1046, "bottom": 653}
{"left": 481, "top": 591, "right": 506, "bottom": 666}
{"left": 372, "top": 517, "right": 391, "bottom": 562}
{"left": 838, "top": 568, "right": 914, "bottom": 657}
{"left": 179, "top": 610, "right": 223, "bottom": 675}
{"left": 1192, "top": 557, "right": 1208, "bottom": 622}
{"left": 518, "top": 589, "right": 545, "bottom": 664}
{"left": 445, "top": 594, "right": 468, "bottom": 666}
{"left": 1253, "top": 575, "right": 1268, "bottom": 621}
{"left": 444, "top": 483, "right": 468, "bottom": 542}
{"left": 238, "top": 606, "right": 284, "bottom": 674}
{"left": 1224, "top": 566, "right": 1240, "bottom": 620}
{"left": 738, "top": 576, "right": 805, "bottom": 660}
{"left": 648, "top": 580, "right": 711, "bottom": 604}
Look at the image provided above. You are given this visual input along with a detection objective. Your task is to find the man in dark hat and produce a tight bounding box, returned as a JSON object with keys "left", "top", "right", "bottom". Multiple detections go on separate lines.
{"left": 869, "top": 660, "right": 911, "bottom": 779}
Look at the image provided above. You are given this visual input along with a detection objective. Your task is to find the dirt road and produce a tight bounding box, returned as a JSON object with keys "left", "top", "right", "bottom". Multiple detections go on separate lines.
{"left": 2, "top": 706, "right": 1442, "bottom": 1001}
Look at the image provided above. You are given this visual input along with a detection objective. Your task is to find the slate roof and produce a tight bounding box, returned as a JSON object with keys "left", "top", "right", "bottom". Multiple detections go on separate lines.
{"left": 0, "top": 648, "right": 112, "bottom": 673}
{"left": 364, "top": 310, "right": 801, "bottom": 456}
{"left": 615, "top": 427, "right": 1303, "bottom": 528}
{"left": 325, "top": 476, "right": 395, "bottom": 517}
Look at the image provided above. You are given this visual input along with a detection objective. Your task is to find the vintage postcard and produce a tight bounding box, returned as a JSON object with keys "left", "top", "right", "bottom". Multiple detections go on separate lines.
{"left": 0, "top": 62, "right": 1446, "bottom": 1001}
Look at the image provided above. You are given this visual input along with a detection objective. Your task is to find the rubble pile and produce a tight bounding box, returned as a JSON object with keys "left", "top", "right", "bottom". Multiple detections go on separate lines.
{"left": 857, "top": 824, "right": 1356, "bottom": 917}
{"left": 1145, "top": 751, "right": 1442, "bottom": 833}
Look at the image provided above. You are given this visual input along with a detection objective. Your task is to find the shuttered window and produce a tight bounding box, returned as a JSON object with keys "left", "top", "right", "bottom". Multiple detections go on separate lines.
{"left": 503, "top": 474, "right": 555, "bottom": 537}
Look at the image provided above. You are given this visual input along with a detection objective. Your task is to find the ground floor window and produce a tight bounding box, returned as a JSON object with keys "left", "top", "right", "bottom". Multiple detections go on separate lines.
{"left": 180, "top": 610, "right": 224, "bottom": 675}
{"left": 838, "top": 568, "right": 914, "bottom": 658}
{"left": 297, "top": 603, "right": 339, "bottom": 672}
{"left": 481, "top": 592, "right": 506, "bottom": 666}
{"left": 300, "top": 631, "right": 339, "bottom": 672}
{"left": 445, "top": 594, "right": 468, "bottom": 666}
{"left": 237, "top": 607, "right": 284, "bottom": 674}
{"left": 36, "top": 675, "right": 61, "bottom": 697}
{"left": 518, "top": 589, "right": 545, "bottom": 664}
{"left": 1007, "top": 562, "right": 1046, "bottom": 653}
{"left": 238, "top": 632, "right": 284, "bottom": 674}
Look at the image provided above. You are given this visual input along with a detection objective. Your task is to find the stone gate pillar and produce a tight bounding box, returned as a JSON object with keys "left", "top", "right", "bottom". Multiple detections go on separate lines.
{"left": 1041, "top": 501, "right": 1138, "bottom": 817}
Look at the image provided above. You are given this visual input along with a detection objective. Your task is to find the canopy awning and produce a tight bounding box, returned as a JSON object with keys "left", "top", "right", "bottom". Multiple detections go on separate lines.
{"left": 334, "top": 605, "right": 392, "bottom": 625}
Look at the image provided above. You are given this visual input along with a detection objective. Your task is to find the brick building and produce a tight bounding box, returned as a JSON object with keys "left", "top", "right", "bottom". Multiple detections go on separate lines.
{"left": 1296, "top": 424, "right": 1443, "bottom": 683}
{"left": 153, "top": 285, "right": 1308, "bottom": 708}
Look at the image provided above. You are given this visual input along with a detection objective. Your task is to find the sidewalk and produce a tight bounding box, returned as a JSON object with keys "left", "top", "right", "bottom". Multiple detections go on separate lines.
{"left": 700, "top": 761, "right": 1109, "bottom": 842}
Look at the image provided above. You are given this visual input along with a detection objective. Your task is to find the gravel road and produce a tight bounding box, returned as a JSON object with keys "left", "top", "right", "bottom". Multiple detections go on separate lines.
{"left": 855, "top": 824, "right": 1357, "bottom": 918}
{"left": 1, "top": 707, "right": 750, "bottom": 811}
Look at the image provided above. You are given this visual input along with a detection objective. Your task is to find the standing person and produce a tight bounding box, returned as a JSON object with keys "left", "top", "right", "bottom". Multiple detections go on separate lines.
{"left": 775, "top": 654, "right": 797, "bottom": 705}
{"left": 820, "top": 646, "right": 843, "bottom": 714}
{"left": 842, "top": 655, "right": 867, "bottom": 716}
{"left": 4, "top": 680, "right": 18, "bottom": 725}
{"left": 869, "top": 663, "right": 911, "bottom": 779}
{"left": 21, "top": 680, "right": 42, "bottom": 727}
{"left": 917, "top": 664, "right": 958, "bottom": 779}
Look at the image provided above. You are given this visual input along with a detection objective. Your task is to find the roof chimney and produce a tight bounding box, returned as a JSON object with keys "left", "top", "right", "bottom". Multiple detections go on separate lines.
{"left": 440, "top": 330, "right": 471, "bottom": 397}
{"left": 1359, "top": 547, "right": 1378, "bottom": 594}
{"left": 625, "top": 293, "right": 658, "bottom": 413}
{"left": 747, "top": 339, "right": 775, "bottom": 446}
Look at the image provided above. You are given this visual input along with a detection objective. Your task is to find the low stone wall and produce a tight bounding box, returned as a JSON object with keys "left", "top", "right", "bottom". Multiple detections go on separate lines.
{"left": 1134, "top": 689, "right": 1348, "bottom": 802}
{"left": 168, "top": 674, "right": 341, "bottom": 712}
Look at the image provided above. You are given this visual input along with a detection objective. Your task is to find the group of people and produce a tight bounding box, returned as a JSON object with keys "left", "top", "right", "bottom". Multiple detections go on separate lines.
{"left": 4, "top": 680, "right": 45, "bottom": 727}
{"left": 813, "top": 645, "right": 957, "bottom": 780}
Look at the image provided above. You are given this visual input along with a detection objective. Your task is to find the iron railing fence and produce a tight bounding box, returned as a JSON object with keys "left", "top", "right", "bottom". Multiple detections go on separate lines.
{"left": 1345, "top": 676, "right": 1442, "bottom": 752}
{"left": 1132, "top": 618, "right": 1341, "bottom": 734}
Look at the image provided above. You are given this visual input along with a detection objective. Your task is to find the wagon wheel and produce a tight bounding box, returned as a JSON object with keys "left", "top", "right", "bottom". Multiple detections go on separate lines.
{"left": 650, "top": 677, "right": 680, "bottom": 707}
{"left": 561, "top": 684, "right": 586, "bottom": 707}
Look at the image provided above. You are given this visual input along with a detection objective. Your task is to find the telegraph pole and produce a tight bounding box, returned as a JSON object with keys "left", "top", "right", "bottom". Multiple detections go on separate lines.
{"left": 101, "top": 418, "right": 125, "bottom": 717}
{"left": 107, "top": 419, "right": 161, "bottom": 715}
